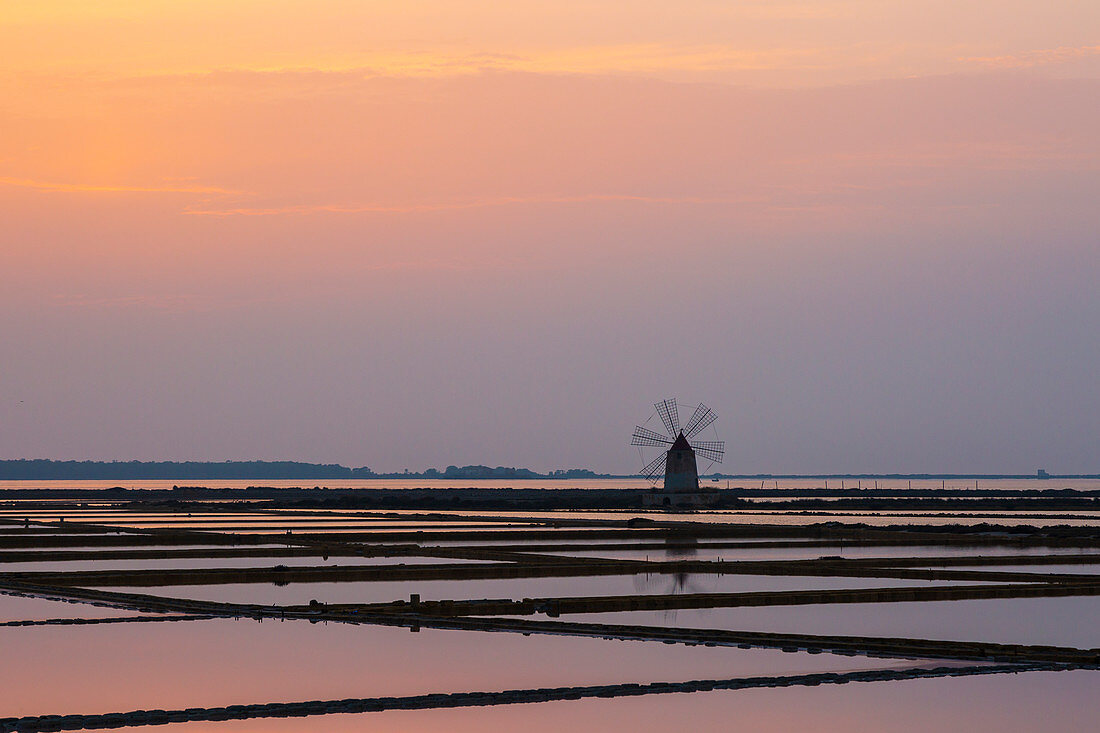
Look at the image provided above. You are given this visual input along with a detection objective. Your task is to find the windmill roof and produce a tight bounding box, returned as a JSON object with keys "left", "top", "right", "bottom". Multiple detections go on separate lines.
{"left": 670, "top": 432, "right": 693, "bottom": 452}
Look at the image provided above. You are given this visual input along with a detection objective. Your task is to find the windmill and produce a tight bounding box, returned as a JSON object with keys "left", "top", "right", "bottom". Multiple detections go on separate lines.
{"left": 631, "top": 399, "right": 724, "bottom": 497}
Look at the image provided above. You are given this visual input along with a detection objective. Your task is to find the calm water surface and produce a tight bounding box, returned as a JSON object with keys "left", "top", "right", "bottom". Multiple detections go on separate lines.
{"left": 128, "top": 672, "right": 1100, "bottom": 733}
{"left": 5, "top": 477, "right": 1100, "bottom": 492}
{"left": 101, "top": 574, "right": 995, "bottom": 607}
{"left": 571, "top": 595, "right": 1100, "bottom": 648}
{"left": 0, "top": 618, "right": 899, "bottom": 716}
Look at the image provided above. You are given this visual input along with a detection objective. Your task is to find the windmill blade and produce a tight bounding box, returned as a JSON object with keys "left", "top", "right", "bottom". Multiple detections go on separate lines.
{"left": 683, "top": 403, "right": 717, "bottom": 439}
{"left": 631, "top": 426, "right": 675, "bottom": 447}
{"left": 654, "top": 399, "right": 680, "bottom": 436}
{"left": 695, "top": 447, "right": 724, "bottom": 464}
{"left": 692, "top": 440, "right": 725, "bottom": 464}
{"left": 640, "top": 453, "right": 667, "bottom": 481}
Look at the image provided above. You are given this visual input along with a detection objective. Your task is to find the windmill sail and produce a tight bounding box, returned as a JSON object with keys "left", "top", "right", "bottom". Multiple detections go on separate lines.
{"left": 654, "top": 399, "right": 679, "bottom": 436}
{"left": 691, "top": 440, "right": 725, "bottom": 464}
{"left": 683, "top": 403, "right": 717, "bottom": 439}
{"left": 640, "top": 453, "right": 667, "bottom": 481}
{"left": 631, "top": 426, "right": 675, "bottom": 447}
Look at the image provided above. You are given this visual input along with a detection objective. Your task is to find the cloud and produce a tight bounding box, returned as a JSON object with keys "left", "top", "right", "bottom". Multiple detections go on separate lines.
{"left": 181, "top": 193, "right": 768, "bottom": 217}
{"left": 0, "top": 43, "right": 886, "bottom": 87}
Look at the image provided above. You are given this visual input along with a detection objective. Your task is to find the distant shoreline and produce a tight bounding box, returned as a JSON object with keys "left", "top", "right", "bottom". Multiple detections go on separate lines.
{"left": 0, "top": 459, "right": 1095, "bottom": 481}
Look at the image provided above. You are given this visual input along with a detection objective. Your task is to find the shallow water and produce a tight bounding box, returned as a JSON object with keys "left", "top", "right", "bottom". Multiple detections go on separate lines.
{"left": 67, "top": 521, "right": 526, "bottom": 530}
{"left": 0, "top": 555, "right": 494, "bottom": 572}
{"left": 0, "top": 618, "right": 894, "bottom": 717}
{"left": 914, "top": 563, "right": 1100, "bottom": 575}
{"left": 543, "top": 545, "right": 1100, "bottom": 562}
{"left": 426, "top": 536, "right": 807, "bottom": 547}
{"left": 6, "top": 477, "right": 1100, "bottom": 492}
{"left": 0, "top": 592, "right": 151, "bottom": 622}
{"left": 4, "top": 504, "right": 1098, "bottom": 730}
{"left": 99, "top": 573, "right": 994, "bottom": 607}
{"left": 1, "top": 544, "right": 300, "bottom": 553}
{"left": 570, "top": 595, "right": 1100, "bottom": 648}
{"left": 11, "top": 504, "right": 1100, "bottom": 529}
{"left": 116, "top": 670, "right": 1100, "bottom": 733}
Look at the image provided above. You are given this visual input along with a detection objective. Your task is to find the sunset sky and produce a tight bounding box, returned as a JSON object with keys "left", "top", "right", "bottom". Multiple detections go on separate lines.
{"left": 2, "top": 2, "right": 1099, "bottom": 473}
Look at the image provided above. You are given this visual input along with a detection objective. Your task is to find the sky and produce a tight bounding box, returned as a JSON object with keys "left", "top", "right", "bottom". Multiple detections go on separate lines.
{"left": 2, "top": 2, "right": 1099, "bottom": 474}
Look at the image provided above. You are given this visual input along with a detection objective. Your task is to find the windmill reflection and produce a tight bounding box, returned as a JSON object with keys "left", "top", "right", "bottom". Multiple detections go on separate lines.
{"left": 633, "top": 537, "right": 707, "bottom": 621}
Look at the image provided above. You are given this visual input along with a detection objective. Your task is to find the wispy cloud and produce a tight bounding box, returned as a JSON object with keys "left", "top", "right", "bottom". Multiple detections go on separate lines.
{"left": 183, "top": 193, "right": 767, "bottom": 217}
{"left": 2, "top": 43, "right": 875, "bottom": 86}
{"left": 959, "top": 45, "right": 1100, "bottom": 69}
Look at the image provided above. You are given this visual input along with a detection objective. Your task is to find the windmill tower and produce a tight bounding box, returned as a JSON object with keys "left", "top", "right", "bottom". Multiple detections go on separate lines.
{"left": 631, "top": 399, "right": 725, "bottom": 507}
{"left": 664, "top": 432, "right": 699, "bottom": 490}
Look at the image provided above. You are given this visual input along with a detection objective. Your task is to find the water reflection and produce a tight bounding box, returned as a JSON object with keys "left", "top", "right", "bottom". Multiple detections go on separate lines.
{"left": 633, "top": 538, "right": 708, "bottom": 620}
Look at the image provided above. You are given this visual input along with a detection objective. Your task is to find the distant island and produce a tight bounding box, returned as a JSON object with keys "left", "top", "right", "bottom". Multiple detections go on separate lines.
{"left": 0, "top": 460, "right": 608, "bottom": 481}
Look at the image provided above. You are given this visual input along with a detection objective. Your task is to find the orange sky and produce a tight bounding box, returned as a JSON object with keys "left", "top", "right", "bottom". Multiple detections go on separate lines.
{"left": 2, "top": 2, "right": 1099, "bottom": 472}
{"left": 3, "top": 1, "right": 1098, "bottom": 223}
{"left": 4, "top": 1, "right": 1099, "bottom": 79}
